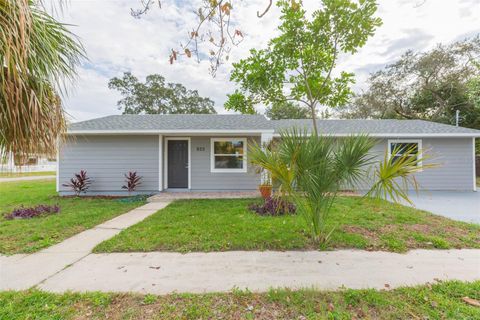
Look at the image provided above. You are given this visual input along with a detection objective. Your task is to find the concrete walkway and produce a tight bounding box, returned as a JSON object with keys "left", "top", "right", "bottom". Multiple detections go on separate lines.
{"left": 148, "top": 191, "right": 259, "bottom": 202}
{"left": 38, "top": 249, "right": 480, "bottom": 294}
{"left": 0, "top": 175, "right": 55, "bottom": 182}
{"left": 0, "top": 201, "right": 170, "bottom": 290}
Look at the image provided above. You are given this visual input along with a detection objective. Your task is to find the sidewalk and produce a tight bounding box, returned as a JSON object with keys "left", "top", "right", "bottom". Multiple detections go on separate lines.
{"left": 38, "top": 249, "right": 480, "bottom": 294}
{"left": 0, "top": 201, "right": 170, "bottom": 290}
{"left": 0, "top": 175, "right": 55, "bottom": 182}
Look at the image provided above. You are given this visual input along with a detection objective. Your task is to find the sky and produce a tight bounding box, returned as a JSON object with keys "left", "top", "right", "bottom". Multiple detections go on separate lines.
{"left": 50, "top": 0, "right": 480, "bottom": 122}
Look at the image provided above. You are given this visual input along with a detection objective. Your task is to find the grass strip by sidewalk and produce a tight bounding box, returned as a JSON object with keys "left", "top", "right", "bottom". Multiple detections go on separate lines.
{"left": 0, "top": 180, "right": 143, "bottom": 255}
{"left": 94, "top": 197, "right": 480, "bottom": 253}
{"left": 1, "top": 281, "right": 479, "bottom": 319}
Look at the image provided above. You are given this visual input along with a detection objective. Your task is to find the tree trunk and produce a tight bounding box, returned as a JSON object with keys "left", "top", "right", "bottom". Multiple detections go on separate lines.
{"left": 309, "top": 104, "right": 318, "bottom": 135}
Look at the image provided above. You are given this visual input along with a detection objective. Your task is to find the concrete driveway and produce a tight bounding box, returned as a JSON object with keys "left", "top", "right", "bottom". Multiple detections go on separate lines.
{"left": 401, "top": 191, "right": 480, "bottom": 224}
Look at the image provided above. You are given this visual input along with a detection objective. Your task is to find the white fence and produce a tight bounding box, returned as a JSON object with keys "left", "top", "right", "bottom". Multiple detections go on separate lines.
{"left": 0, "top": 153, "right": 56, "bottom": 173}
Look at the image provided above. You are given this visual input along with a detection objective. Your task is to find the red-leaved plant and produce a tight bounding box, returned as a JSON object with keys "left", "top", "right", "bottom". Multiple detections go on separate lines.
{"left": 122, "top": 171, "right": 142, "bottom": 194}
{"left": 249, "top": 197, "right": 296, "bottom": 216}
{"left": 62, "top": 170, "right": 92, "bottom": 196}
{"left": 5, "top": 204, "right": 60, "bottom": 220}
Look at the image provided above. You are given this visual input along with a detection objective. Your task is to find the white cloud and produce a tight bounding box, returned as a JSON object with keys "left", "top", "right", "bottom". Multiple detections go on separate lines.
{"left": 50, "top": 0, "right": 480, "bottom": 121}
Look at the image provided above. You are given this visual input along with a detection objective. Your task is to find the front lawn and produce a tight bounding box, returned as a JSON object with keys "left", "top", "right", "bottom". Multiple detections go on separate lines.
{"left": 0, "top": 180, "right": 143, "bottom": 255}
{"left": 94, "top": 197, "right": 480, "bottom": 253}
{"left": 0, "top": 171, "right": 56, "bottom": 178}
{"left": 1, "top": 281, "right": 479, "bottom": 319}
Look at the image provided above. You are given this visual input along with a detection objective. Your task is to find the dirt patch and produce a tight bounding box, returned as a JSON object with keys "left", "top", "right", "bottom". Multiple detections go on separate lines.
{"left": 342, "top": 225, "right": 381, "bottom": 250}
{"left": 68, "top": 291, "right": 396, "bottom": 320}
{"left": 342, "top": 226, "right": 378, "bottom": 240}
{"left": 403, "top": 216, "right": 480, "bottom": 246}
{"left": 342, "top": 220, "right": 480, "bottom": 251}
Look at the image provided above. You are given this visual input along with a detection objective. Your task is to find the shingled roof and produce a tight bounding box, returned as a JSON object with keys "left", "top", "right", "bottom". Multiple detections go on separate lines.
{"left": 68, "top": 114, "right": 480, "bottom": 137}
{"left": 271, "top": 119, "right": 480, "bottom": 135}
{"left": 69, "top": 114, "right": 272, "bottom": 131}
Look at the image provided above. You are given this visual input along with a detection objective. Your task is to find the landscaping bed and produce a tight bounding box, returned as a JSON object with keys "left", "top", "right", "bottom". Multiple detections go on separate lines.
{"left": 0, "top": 281, "right": 478, "bottom": 319}
{"left": 94, "top": 197, "right": 480, "bottom": 253}
{"left": 0, "top": 180, "right": 144, "bottom": 255}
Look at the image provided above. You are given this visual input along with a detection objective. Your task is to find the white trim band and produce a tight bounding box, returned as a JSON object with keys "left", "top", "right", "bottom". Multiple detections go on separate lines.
{"left": 473, "top": 137, "right": 477, "bottom": 192}
{"left": 67, "top": 129, "right": 275, "bottom": 135}
{"left": 272, "top": 133, "right": 480, "bottom": 138}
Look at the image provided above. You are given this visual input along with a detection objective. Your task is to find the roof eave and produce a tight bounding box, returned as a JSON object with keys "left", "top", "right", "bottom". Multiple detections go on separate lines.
{"left": 66, "top": 129, "right": 275, "bottom": 135}
{"left": 271, "top": 133, "right": 480, "bottom": 138}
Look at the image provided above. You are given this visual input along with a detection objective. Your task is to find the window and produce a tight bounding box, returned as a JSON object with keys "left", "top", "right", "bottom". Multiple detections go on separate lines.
{"left": 388, "top": 139, "right": 422, "bottom": 167}
{"left": 211, "top": 138, "right": 247, "bottom": 172}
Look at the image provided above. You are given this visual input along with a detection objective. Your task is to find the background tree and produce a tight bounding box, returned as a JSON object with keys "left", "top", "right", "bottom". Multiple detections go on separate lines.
{"left": 265, "top": 102, "right": 311, "bottom": 120}
{"left": 467, "top": 73, "right": 480, "bottom": 153}
{"left": 1, "top": 0, "right": 84, "bottom": 159}
{"left": 338, "top": 37, "right": 480, "bottom": 131}
{"left": 108, "top": 72, "right": 216, "bottom": 114}
{"left": 224, "top": 0, "right": 382, "bottom": 134}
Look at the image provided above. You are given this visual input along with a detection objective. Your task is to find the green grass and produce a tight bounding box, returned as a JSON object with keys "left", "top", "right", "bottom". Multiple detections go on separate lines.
{"left": 0, "top": 171, "right": 56, "bottom": 178}
{"left": 0, "top": 281, "right": 478, "bottom": 319}
{"left": 94, "top": 197, "right": 480, "bottom": 253}
{"left": 0, "top": 180, "right": 143, "bottom": 255}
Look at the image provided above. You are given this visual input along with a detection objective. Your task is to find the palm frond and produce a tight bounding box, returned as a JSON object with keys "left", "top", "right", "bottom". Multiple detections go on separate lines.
{"left": 0, "top": 0, "right": 85, "bottom": 159}
{"left": 366, "top": 144, "right": 439, "bottom": 204}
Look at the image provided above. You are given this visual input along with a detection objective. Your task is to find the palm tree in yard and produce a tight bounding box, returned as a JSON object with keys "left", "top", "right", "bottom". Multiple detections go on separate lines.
{"left": 249, "top": 130, "right": 437, "bottom": 245}
{"left": 0, "top": 0, "right": 84, "bottom": 159}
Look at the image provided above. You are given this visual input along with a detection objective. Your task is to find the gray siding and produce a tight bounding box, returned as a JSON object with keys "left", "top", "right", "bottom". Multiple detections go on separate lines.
{"left": 188, "top": 136, "right": 260, "bottom": 190}
{"left": 58, "top": 135, "right": 475, "bottom": 195}
{"left": 363, "top": 138, "right": 475, "bottom": 191}
{"left": 414, "top": 138, "right": 474, "bottom": 190}
{"left": 59, "top": 135, "right": 159, "bottom": 194}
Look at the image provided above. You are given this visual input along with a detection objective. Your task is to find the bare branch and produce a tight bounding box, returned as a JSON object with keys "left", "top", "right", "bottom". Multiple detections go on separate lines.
{"left": 413, "top": 0, "right": 426, "bottom": 8}
{"left": 130, "top": 0, "right": 160, "bottom": 18}
{"left": 130, "top": 0, "right": 256, "bottom": 76}
{"left": 257, "top": 0, "right": 273, "bottom": 18}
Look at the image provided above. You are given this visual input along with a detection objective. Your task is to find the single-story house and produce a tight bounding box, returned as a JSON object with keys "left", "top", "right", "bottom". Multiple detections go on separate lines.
{"left": 57, "top": 114, "right": 480, "bottom": 195}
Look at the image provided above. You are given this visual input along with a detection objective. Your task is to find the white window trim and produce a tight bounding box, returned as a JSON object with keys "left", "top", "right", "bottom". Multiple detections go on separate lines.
{"left": 158, "top": 135, "right": 163, "bottom": 191}
{"left": 387, "top": 139, "right": 423, "bottom": 169}
{"left": 210, "top": 138, "right": 248, "bottom": 173}
{"left": 56, "top": 137, "right": 60, "bottom": 192}
{"left": 473, "top": 137, "right": 477, "bottom": 192}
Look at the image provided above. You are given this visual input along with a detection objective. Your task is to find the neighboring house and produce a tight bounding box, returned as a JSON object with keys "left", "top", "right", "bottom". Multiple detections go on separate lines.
{"left": 1, "top": 151, "right": 56, "bottom": 173}
{"left": 57, "top": 114, "right": 480, "bottom": 195}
